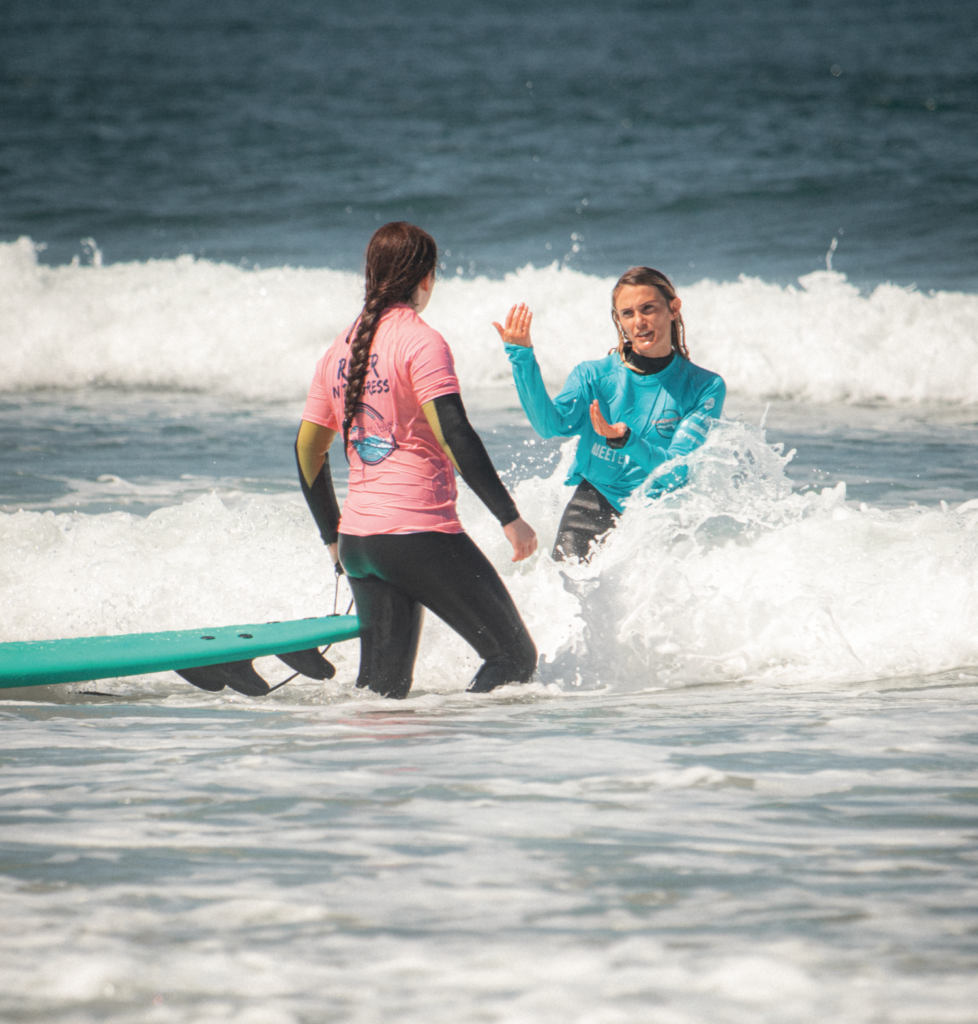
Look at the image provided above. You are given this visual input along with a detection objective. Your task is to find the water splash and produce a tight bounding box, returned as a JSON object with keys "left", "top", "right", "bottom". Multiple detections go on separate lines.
{"left": 450, "top": 420, "right": 978, "bottom": 691}
{"left": 6, "top": 413, "right": 978, "bottom": 694}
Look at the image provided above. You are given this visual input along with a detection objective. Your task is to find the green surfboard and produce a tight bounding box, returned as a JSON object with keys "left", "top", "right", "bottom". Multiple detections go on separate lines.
{"left": 0, "top": 615, "right": 359, "bottom": 690}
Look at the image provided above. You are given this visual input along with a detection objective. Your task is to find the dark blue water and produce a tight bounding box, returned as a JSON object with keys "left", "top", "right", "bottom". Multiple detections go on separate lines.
{"left": 2, "top": 0, "right": 976, "bottom": 289}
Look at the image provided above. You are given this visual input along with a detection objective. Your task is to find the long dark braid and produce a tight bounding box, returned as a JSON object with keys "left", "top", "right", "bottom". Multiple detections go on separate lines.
{"left": 342, "top": 222, "right": 438, "bottom": 454}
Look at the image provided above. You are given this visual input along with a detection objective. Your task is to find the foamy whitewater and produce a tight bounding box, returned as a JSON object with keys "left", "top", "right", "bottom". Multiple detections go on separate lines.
{"left": 3, "top": 240, "right": 978, "bottom": 1023}
{"left": 6, "top": 235, "right": 978, "bottom": 404}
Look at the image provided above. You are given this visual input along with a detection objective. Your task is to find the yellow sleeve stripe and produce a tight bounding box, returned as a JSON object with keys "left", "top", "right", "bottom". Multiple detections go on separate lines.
{"left": 422, "top": 400, "right": 461, "bottom": 473}
{"left": 296, "top": 420, "right": 337, "bottom": 486}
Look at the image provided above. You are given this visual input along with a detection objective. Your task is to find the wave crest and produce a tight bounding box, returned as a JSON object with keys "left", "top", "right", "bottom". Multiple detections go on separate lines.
{"left": 3, "top": 237, "right": 977, "bottom": 404}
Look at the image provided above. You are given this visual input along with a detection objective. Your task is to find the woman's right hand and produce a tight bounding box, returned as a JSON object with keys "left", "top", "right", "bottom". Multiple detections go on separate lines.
{"left": 492, "top": 303, "right": 533, "bottom": 348}
{"left": 589, "top": 400, "right": 628, "bottom": 440}
{"left": 503, "top": 516, "right": 538, "bottom": 562}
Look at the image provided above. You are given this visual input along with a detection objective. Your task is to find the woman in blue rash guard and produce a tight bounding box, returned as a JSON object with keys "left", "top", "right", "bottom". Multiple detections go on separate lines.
{"left": 493, "top": 266, "right": 725, "bottom": 562}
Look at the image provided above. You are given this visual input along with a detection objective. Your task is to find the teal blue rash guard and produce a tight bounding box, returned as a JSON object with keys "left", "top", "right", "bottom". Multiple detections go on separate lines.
{"left": 506, "top": 344, "right": 726, "bottom": 511}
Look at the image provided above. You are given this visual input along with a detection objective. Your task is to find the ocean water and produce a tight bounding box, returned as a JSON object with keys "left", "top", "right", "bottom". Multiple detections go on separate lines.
{"left": 3, "top": 1, "right": 978, "bottom": 1021}
{"left": 3, "top": 0, "right": 978, "bottom": 290}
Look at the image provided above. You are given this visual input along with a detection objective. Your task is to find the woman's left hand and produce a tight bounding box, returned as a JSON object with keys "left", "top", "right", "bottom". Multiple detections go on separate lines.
{"left": 590, "top": 400, "right": 627, "bottom": 439}
{"left": 503, "top": 516, "right": 538, "bottom": 562}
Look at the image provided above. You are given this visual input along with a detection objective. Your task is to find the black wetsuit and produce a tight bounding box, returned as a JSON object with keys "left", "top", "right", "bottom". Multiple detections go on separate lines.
{"left": 297, "top": 392, "right": 536, "bottom": 698}
{"left": 340, "top": 531, "right": 536, "bottom": 698}
{"left": 552, "top": 349, "right": 674, "bottom": 562}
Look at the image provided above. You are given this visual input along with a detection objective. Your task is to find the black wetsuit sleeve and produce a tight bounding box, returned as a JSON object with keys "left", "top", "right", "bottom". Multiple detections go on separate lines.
{"left": 606, "top": 428, "right": 631, "bottom": 449}
{"left": 295, "top": 434, "right": 341, "bottom": 546}
{"left": 430, "top": 393, "right": 520, "bottom": 527}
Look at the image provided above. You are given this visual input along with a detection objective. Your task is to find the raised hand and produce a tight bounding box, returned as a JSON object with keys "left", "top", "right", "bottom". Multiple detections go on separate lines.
{"left": 491, "top": 303, "right": 533, "bottom": 348}
{"left": 589, "top": 399, "right": 628, "bottom": 440}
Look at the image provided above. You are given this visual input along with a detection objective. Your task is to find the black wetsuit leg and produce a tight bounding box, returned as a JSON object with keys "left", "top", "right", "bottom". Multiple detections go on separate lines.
{"left": 552, "top": 480, "right": 621, "bottom": 562}
{"left": 338, "top": 532, "right": 537, "bottom": 699}
{"left": 344, "top": 575, "right": 425, "bottom": 700}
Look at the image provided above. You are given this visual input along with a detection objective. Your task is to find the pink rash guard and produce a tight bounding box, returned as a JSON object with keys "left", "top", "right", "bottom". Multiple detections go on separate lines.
{"left": 302, "top": 303, "right": 463, "bottom": 536}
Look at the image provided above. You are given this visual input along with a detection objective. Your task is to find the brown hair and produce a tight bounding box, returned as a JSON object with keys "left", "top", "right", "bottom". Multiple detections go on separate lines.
{"left": 610, "top": 266, "right": 689, "bottom": 362}
{"left": 342, "top": 222, "right": 438, "bottom": 454}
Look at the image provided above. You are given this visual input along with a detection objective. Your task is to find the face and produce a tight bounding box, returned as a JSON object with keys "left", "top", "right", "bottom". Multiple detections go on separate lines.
{"left": 613, "top": 283, "right": 681, "bottom": 358}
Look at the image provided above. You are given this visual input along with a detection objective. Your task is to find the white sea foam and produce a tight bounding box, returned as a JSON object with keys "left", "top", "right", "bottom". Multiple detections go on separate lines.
{"left": 471, "top": 421, "right": 978, "bottom": 689}
{"left": 4, "top": 236, "right": 978, "bottom": 404}
{"left": 5, "top": 418, "right": 978, "bottom": 693}
{"left": 1, "top": 685, "right": 975, "bottom": 1024}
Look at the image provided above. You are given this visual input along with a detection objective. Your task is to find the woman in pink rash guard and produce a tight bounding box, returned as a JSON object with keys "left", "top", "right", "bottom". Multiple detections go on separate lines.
{"left": 296, "top": 222, "right": 538, "bottom": 699}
